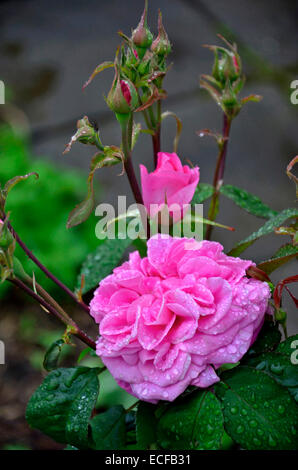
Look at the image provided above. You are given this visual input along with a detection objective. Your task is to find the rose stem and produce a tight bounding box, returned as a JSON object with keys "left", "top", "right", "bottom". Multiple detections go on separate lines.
{"left": 6, "top": 220, "right": 90, "bottom": 313}
{"left": 152, "top": 99, "right": 162, "bottom": 168}
{"left": 10, "top": 277, "right": 96, "bottom": 350}
{"left": 121, "top": 113, "right": 151, "bottom": 237}
{"left": 205, "top": 113, "right": 232, "bottom": 240}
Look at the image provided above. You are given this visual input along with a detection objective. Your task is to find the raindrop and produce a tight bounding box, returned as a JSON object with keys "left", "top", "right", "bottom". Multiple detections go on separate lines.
{"left": 236, "top": 425, "right": 244, "bottom": 434}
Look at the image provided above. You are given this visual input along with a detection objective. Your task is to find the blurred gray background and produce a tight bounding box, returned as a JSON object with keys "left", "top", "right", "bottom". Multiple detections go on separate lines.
{"left": 0, "top": 0, "right": 297, "bottom": 331}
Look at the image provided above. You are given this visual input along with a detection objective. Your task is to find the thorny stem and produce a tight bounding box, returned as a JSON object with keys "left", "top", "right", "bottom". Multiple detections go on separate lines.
{"left": 10, "top": 277, "right": 96, "bottom": 350}
{"left": 205, "top": 113, "right": 232, "bottom": 240}
{"left": 6, "top": 220, "right": 90, "bottom": 313}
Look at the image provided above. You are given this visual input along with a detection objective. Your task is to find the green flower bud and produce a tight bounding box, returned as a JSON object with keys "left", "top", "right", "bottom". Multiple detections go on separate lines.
{"left": 132, "top": 0, "right": 153, "bottom": 52}
{"left": 151, "top": 10, "right": 171, "bottom": 57}
{"left": 107, "top": 67, "right": 138, "bottom": 115}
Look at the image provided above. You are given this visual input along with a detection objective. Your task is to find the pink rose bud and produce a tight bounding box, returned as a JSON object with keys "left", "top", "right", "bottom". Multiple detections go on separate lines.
{"left": 151, "top": 10, "right": 171, "bottom": 57}
{"left": 107, "top": 67, "right": 138, "bottom": 116}
{"left": 90, "top": 235, "right": 271, "bottom": 403}
{"left": 140, "top": 152, "right": 200, "bottom": 222}
{"left": 132, "top": 0, "right": 153, "bottom": 52}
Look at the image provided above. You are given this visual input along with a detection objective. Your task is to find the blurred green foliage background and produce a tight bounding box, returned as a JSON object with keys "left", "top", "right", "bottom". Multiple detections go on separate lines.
{"left": 0, "top": 125, "right": 99, "bottom": 297}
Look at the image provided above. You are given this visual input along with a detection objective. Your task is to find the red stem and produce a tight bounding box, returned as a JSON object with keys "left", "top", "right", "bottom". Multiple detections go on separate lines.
{"left": 7, "top": 220, "right": 90, "bottom": 313}
{"left": 10, "top": 277, "right": 96, "bottom": 350}
{"left": 205, "top": 114, "right": 231, "bottom": 240}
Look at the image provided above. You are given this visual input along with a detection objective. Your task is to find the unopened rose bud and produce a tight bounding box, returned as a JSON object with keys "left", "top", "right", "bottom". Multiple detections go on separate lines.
{"left": 151, "top": 10, "right": 171, "bottom": 57}
{"left": 221, "top": 81, "right": 241, "bottom": 118}
{"left": 132, "top": 0, "right": 153, "bottom": 58}
{"left": 107, "top": 66, "right": 138, "bottom": 117}
{"left": 211, "top": 46, "right": 241, "bottom": 87}
{"left": 275, "top": 308, "right": 287, "bottom": 323}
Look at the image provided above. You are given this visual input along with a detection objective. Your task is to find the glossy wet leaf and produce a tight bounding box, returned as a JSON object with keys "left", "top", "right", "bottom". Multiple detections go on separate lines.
{"left": 78, "top": 237, "right": 131, "bottom": 294}
{"left": 228, "top": 208, "right": 298, "bottom": 257}
{"left": 243, "top": 321, "right": 281, "bottom": 360}
{"left": 257, "top": 244, "right": 298, "bottom": 274}
{"left": 157, "top": 390, "right": 224, "bottom": 450}
{"left": 136, "top": 402, "right": 158, "bottom": 449}
{"left": 43, "top": 339, "right": 65, "bottom": 371}
{"left": 244, "top": 335, "right": 298, "bottom": 404}
{"left": 216, "top": 366, "right": 298, "bottom": 449}
{"left": 26, "top": 367, "right": 99, "bottom": 448}
{"left": 192, "top": 183, "right": 214, "bottom": 204}
{"left": 220, "top": 184, "right": 277, "bottom": 219}
{"left": 90, "top": 406, "right": 126, "bottom": 450}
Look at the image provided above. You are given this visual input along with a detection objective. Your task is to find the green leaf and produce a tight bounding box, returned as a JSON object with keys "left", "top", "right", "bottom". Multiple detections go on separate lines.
{"left": 3, "top": 172, "right": 39, "bottom": 197}
{"left": 136, "top": 402, "right": 158, "bottom": 449}
{"left": 67, "top": 150, "right": 122, "bottom": 229}
{"left": 257, "top": 245, "right": 298, "bottom": 274}
{"left": 43, "top": 339, "right": 65, "bottom": 372}
{"left": 216, "top": 366, "right": 298, "bottom": 449}
{"left": 89, "top": 406, "right": 126, "bottom": 450}
{"left": 244, "top": 335, "right": 298, "bottom": 403}
{"left": 220, "top": 184, "right": 277, "bottom": 219}
{"left": 78, "top": 237, "right": 131, "bottom": 294}
{"left": 156, "top": 390, "right": 224, "bottom": 450}
{"left": 191, "top": 183, "right": 214, "bottom": 204}
{"left": 243, "top": 321, "right": 281, "bottom": 360}
{"left": 83, "top": 61, "right": 114, "bottom": 90}
{"left": 228, "top": 208, "right": 298, "bottom": 257}
{"left": 26, "top": 367, "right": 99, "bottom": 448}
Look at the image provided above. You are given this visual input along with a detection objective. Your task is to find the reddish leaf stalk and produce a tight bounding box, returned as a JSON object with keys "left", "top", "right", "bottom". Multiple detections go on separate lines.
{"left": 205, "top": 113, "right": 232, "bottom": 240}
{"left": 7, "top": 220, "right": 90, "bottom": 313}
{"left": 10, "top": 277, "right": 96, "bottom": 350}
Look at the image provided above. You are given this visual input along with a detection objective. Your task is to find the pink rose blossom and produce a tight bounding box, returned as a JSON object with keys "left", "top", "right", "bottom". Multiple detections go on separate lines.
{"left": 140, "top": 152, "right": 200, "bottom": 222}
{"left": 90, "top": 235, "right": 271, "bottom": 403}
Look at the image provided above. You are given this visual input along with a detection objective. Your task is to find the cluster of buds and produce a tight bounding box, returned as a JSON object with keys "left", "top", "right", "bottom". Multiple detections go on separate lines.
{"left": 82, "top": 1, "right": 171, "bottom": 124}
{"left": 200, "top": 35, "right": 261, "bottom": 120}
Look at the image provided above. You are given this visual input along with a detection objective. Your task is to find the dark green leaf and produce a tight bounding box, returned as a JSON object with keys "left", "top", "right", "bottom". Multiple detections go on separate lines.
{"left": 90, "top": 406, "right": 126, "bottom": 450}
{"left": 216, "top": 366, "right": 298, "bottom": 449}
{"left": 220, "top": 184, "right": 277, "bottom": 219}
{"left": 26, "top": 367, "right": 99, "bottom": 448}
{"left": 157, "top": 390, "right": 224, "bottom": 450}
{"left": 228, "top": 208, "right": 298, "bottom": 257}
{"left": 67, "top": 150, "right": 122, "bottom": 229}
{"left": 257, "top": 245, "right": 298, "bottom": 274}
{"left": 243, "top": 321, "right": 281, "bottom": 360}
{"left": 192, "top": 183, "right": 214, "bottom": 204}
{"left": 244, "top": 335, "right": 298, "bottom": 403}
{"left": 136, "top": 402, "right": 158, "bottom": 449}
{"left": 78, "top": 237, "right": 131, "bottom": 294}
{"left": 43, "top": 339, "right": 65, "bottom": 371}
